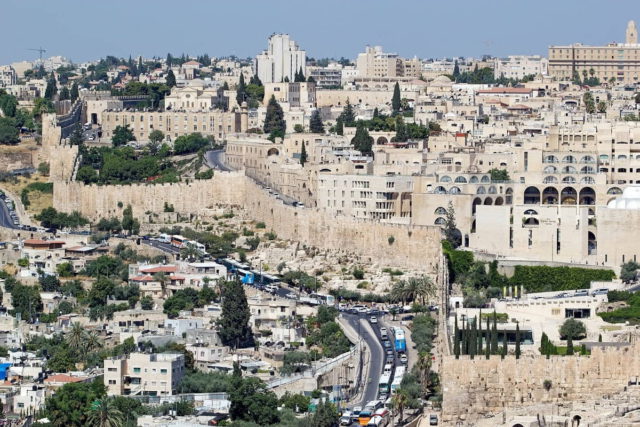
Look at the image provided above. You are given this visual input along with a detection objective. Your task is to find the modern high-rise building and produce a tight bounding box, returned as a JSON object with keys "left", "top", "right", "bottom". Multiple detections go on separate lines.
{"left": 548, "top": 20, "right": 640, "bottom": 83}
{"left": 255, "top": 34, "right": 306, "bottom": 84}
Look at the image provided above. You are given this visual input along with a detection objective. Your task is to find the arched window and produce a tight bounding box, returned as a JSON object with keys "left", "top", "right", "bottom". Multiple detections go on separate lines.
{"left": 434, "top": 186, "right": 447, "bottom": 194}
{"left": 562, "top": 176, "right": 576, "bottom": 183}
{"left": 580, "top": 176, "right": 595, "bottom": 184}
{"left": 618, "top": 154, "right": 628, "bottom": 160}
{"left": 481, "top": 176, "right": 491, "bottom": 183}
{"left": 455, "top": 176, "right": 468, "bottom": 183}
{"left": 488, "top": 186, "right": 497, "bottom": 194}
{"left": 543, "top": 176, "right": 558, "bottom": 184}
{"left": 434, "top": 217, "right": 446, "bottom": 225}
{"left": 449, "top": 186, "right": 461, "bottom": 194}
{"left": 580, "top": 166, "right": 595, "bottom": 174}
{"left": 544, "top": 155, "right": 559, "bottom": 163}
{"left": 599, "top": 154, "right": 609, "bottom": 161}
{"left": 476, "top": 186, "right": 486, "bottom": 194}
{"left": 563, "top": 155, "right": 576, "bottom": 163}
{"left": 581, "top": 155, "right": 595, "bottom": 163}
{"left": 543, "top": 166, "right": 557, "bottom": 174}
{"left": 562, "top": 165, "right": 577, "bottom": 174}
{"left": 434, "top": 207, "right": 447, "bottom": 215}
{"left": 469, "top": 176, "right": 479, "bottom": 183}
{"left": 524, "top": 209, "right": 538, "bottom": 215}
{"left": 524, "top": 186, "right": 541, "bottom": 204}
{"left": 440, "top": 175, "right": 452, "bottom": 182}
{"left": 607, "top": 187, "right": 622, "bottom": 195}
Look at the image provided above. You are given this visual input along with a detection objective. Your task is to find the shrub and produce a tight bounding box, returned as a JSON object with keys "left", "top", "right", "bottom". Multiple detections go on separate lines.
{"left": 388, "top": 235, "right": 395, "bottom": 245}
{"left": 255, "top": 222, "right": 266, "bottom": 229}
{"left": 352, "top": 268, "right": 364, "bottom": 280}
{"left": 510, "top": 265, "right": 615, "bottom": 292}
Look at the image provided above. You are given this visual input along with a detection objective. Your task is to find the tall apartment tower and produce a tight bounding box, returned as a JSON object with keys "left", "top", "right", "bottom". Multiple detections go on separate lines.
{"left": 255, "top": 34, "right": 306, "bottom": 84}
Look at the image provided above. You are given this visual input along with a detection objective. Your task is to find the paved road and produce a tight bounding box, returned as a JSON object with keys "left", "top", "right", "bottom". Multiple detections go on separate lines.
{"left": 343, "top": 314, "right": 385, "bottom": 406}
{"left": 0, "top": 199, "right": 18, "bottom": 229}
{"left": 205, "top": 149, "right": 232, "bottom": 172}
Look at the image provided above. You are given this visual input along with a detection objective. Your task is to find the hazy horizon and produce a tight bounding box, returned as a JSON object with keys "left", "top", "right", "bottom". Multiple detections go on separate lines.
{"left": 2, "top": 0, "right": 638, "bottom": 65}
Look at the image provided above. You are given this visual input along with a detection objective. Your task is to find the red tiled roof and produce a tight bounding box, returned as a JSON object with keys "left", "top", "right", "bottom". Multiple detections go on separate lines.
{"left": 140, "top": 266, "right": 177, "bottom": 273}
{"left": 170, "top": 275, "right": 185, "bottom": 281}
{"left": 131, "top": 275, "right": 154, "bottom": 282}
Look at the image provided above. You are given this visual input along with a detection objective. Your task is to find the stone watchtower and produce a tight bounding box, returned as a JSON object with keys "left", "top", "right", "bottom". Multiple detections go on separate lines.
{"left": 626, "top": 20, "right": 637, "bottom": 44}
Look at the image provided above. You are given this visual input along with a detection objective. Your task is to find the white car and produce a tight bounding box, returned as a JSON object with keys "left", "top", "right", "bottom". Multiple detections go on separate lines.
{"left": 400, "top": 354, "right": 408, "bottom": 364}
{"left": 370, "top": 316, "right": 378, "bottom": 324}
{"left": 286, "top": 292, "right": 297, "bottom": 299}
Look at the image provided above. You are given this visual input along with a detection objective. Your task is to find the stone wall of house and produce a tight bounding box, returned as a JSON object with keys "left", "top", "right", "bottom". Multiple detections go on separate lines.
{"left": 441, "top": 343, "right": 640, "bottom": 424}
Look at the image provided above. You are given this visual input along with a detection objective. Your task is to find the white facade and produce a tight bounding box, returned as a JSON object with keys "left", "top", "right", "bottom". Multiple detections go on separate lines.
{"left": 493, "top": 55, "right": 548, "bottom": 80}
{"left": 255, "top": 34, "right": 306, "bottom": 84}
{"left": 0, "top": 66, "right": 17, "bottom": 87}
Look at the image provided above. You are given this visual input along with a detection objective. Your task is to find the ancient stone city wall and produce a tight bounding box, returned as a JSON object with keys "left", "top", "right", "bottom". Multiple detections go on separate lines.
{"left": 441, "top": 343, "right": 640, "bottom": 423}
{"left": 53, "top": 172, "right": 442, "bottom": 270}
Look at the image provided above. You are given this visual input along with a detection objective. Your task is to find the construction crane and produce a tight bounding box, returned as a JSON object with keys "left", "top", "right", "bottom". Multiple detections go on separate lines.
{"left": 28, "top": 47, "right": 47, "bottom": 61}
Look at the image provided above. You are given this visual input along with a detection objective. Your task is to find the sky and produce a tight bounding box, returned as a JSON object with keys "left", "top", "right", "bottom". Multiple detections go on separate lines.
{"left": 2, "top": 0, "right": 639, "bottom": 65}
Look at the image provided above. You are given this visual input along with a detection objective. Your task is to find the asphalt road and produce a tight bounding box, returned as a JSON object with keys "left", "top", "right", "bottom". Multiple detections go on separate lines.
{"left": 205, "top": 149, "right": 232, "bottom": 172}
{"left": 343, "top": 314, "right": 385, "bottom": 406}
{"left": 0, "top": 199, "right": 18, "bottom": 229}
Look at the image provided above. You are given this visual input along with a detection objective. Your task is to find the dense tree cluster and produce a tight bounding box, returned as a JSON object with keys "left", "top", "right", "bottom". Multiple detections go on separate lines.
{"left": 35, "top": 207, "right": 88, "bottom": 229}
{"left": 305, "top": 306, "right": 351, "bottom": 357}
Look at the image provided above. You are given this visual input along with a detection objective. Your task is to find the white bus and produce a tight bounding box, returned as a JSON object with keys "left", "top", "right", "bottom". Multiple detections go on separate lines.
{"left": 310, "top": 293, "right": 335, "bottom": 306}
{"left": 391, "top": 366, "right": 405, "bottom": 393}
{"left": 378, "top": 373, "right": 391, "bottom": 397}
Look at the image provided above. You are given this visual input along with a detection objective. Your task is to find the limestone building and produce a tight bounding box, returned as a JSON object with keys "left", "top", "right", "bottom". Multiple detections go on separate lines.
{"left": 493, "top": 55, "right": 548, "bottom": 80}
{"left": 104, "top": 352, "right": 185, "bottom": 396}
{"left": 356, "top": 46, "right": 421, "bottom": 79}
{"left": 255, "top": 34, "right": 306, "bottom": 84}
{"left": 548, "top": 20, "right": 640, "bottom": 83}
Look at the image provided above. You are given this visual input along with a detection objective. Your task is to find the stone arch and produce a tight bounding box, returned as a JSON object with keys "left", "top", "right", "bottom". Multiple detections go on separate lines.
{"left": 472, "top": 197, "right": 482, "bottom": 214}
{"left": 449, "top": 186, "right": 461, "bottom": 194}
{"left": 505, "top": 188, "right": 513, "bottom": 204}
{"left": 494, "top": 196, "right": 504, "bottom": 205}
{"left": 579, "top": 187, "right": 596, "bottom": 205}
{"left": 523, "top": 217, "right": 539, "bottom": 226}
{"left": 434, "top": 207, "right": 447, "bottom": 215}
{"left": 434, "top": 217, "right": 446, "bottom": 225}
{"left": 543, "top": 176, "right": 558, "bottom": 184}
{"left": 561, "top": 186, "right": 577, "bottom": 205}
{"left": 455, "top": 176, "right": 468, "bottom": 183}
{"left": 524, "top": 186, "right": 540, "bottom": 204}
{"left": 488, "top": 185, "right": 497, "bottom": 194}
{"left": 470, "top": 176, "right": 479, "bottom": 183}
{"left": 484, "top": 197, "right": 493, "bottom": 205}
{"left": 481, "top": 176, "right": 491, "bottom": 183}
{"left": 267, "top": 147, "right": 279, "bottom": 156}
{"left": 377, "top": 136, "right": 388, "bottom": 145}
{"left": 543, "top": 187, "right": 559, "bottom": 205}
{"left": 543, "top": 165, "right": 558, "bottom": 174}
{"left": 440, "top": 175, "right": 452, "bottom": 182}
{"left": 476, "top": 186, "right": 486, "bottom": 194}
{"left": 562, "top": 176, "right": 576, "bottom": 184}
{"left": 607, "top": 187, "right": 622, "bottom": 195}
{"left": 434, "top": 186, "right": 447, "bottom": 194}
{"left": 588, "top": 232, "right": 597, "bottom": 255}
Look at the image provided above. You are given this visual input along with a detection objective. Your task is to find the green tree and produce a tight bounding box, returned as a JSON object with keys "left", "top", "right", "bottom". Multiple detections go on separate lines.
{"left": 394, "top": 116, "right": 408, "bottom": 142}
{"left": 121, "top": 205, "right": 139, "bottom": 235}
{"left": 40, "top": 275, "right": 61, "bottom": 292}
{"left": 444, "top": 201, "right": 461, "bottom": 248}
{"left": 597, "top": 101, "right": 607, "bottom": 113}
{"left": 218, "top": 280, "right": 253, "bottom": 348}
{"left": 77, "top": 166, "right": 98, "bottom": 184}
{"left": 44, "top": 74, "right": 58, "bottom": 100}
{"left": 166, "top": 69, "right": 176, "bottom": 88}
{"left": 111, "top": 125, "right": 136, "bottom": 147}
{"left": 340, "top": 100, "right": 355, "bottom": 126}
{"left": 453, "top": 61, "right": 460, "bottom": 79}
{"left": 229, "top": 376, "right": 279, "bottom": 424}
{"left": 335, "top": 117, "right": 344, "bottom": 135}
{"left": 0, "top": 117, "right": 19, "bottom": 145}
{"left": 236, "top": 73, "right": 246, "bottom": 106}
{"left": 263, "top": 95, "right": 286, "bottom": 141}
{"left": 59, "top": 86, "right": 70, "bottom": 101}
{"left": 66, "top": 322, "right": 88, "bottom": 358}
{"left": 140, "top": 295, "right": 154, "bottom": 310}
{"left": 453, "top": 316, "right": 460, "bottom": 358}
{"left": 391, "top": 82, "right": 401, "bottom": 115}
{"left": 566, "top": 336, "right": 574, "bottom": 355}
{"left": 559, "top": 318, "right": 586, "bottom": 340}
{"left": 620, "top": 261, "right": 640, "bottom": 283}
{"left": 41, "top": 379, "right": 107, "bottom": 427}
{"left": 308, "top": 400, "right": 339, "bottom": 426}
{"left": 148, "top": 129, "right": 165, "bottom": 144}
{"left": 515, "top": 322, "right": 521, "bottom": 359}
{"left": 11, "top": 283, "right": 42, "bottom": 322}
{"left": 70, "top": 82, "right": 79, "bottom": 102}
{"left": 351, "top": 121, "right": 373, "bottom": 154}
{"left": 391, "top": 391, "right": 408, "bottom": 422}
{"left": 300, "top": 141, "right": 308, "bottom": 167}
{"left": 309, "top": 110, "right": 324, "bottom": 133}
{"left": 489, "top": 168, "right": 510, "bottom": 182}
{"left": 69, "top": 122, "right": 84, "bottom": 145}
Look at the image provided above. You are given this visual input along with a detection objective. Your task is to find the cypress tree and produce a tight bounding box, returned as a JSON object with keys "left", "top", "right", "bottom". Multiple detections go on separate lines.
{"left": 300, "top": 142, "right": 307, "bottom": 167}
{"left": 352, "top": 122, "right": 373, "bottom": 155}
{"left": 263, "top": 95, "right": 286, "bottom": 141}
{"left": 394, "top": 116, "right": 408, "bottom": 142}
{"left": 70, "top": 82, "right": 79, "bottom": 103}
{"left": 340, "top": 100, "right": 355, "bottom": 126}
{"left": 485, "top": 316, "right": 490, "bottom": 359}
{"left": 454, "top": 316, "right": 460, "bottom": 359}
{"left": 373, "top": 107, "right": 379, "bottom": 119}
{"left": 218, "top": 280, "right": 253, "bottom": 348}
{"left": 598, "top": 333, "right": 602, "bottom": 342}
{"left": 309, "top": 110, "right": 324, "bottom": 134}
{"left": 391, "top": 82, "right": 401, "bottom": 115}
{"left": 166, "top": 53, "right": 173, "bottom": 67}
{"left": 335, "top": 117, "right": 344, "bottom": 136}
{"left": 453, "top": 60, "right": 460, "bottom": 79}
{"left": 44, "top": 73, "right": 57, "bottom": 100}
{"left": 515, "top": 322, "right": 521, "bottom": 359}
{"left": 166, "top": 69, "right": 176, "bottom": 88}
{"left": 490, "top": 311, "right": 498, "bottom": 354}
{"left": 236, "top": 73, "right": 246, "bottom": 106}
{"left": 469, "top": 319, "right": 476, "bottom": 359}
{"left": 501, "top": 331, "right": 507, "bottom": 359}
{"left": 477, "top": 312, "right": 483, "bottom": 355}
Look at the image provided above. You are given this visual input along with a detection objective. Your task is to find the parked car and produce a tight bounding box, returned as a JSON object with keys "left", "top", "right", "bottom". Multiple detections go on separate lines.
{"left": 592, "top": 288, "right": 609, "bottom": 296}
{"left": 429, "top": 414, "right": 438, "bottom": 425}
{"left": 383, "top": 340, "right": 391, "bottom": 348}
{"left": 574, "top": 289, "right": 589, "bottom": 297}
{"left": 400, "top": 354, "right": 408, "bottom": 364}
{"left": 370, "top": 316, "right": 378, "bottom": 324}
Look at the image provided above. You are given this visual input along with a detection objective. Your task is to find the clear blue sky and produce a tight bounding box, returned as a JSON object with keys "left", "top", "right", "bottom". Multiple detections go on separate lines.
{"left": 3, "top": 0, "right": 638, "bottom": 64}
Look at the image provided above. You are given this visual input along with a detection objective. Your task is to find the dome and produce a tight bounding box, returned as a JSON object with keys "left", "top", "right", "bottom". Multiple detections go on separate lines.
{"left": 607, "top": 185, "right": 640, "bottom": 209}
{"left": 431, "top": 75, "right": 453, "bottom": 86}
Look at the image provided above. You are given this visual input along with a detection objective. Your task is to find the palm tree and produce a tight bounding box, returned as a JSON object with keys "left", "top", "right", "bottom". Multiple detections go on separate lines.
{"left": 391, "top": 391, "right": 408, "bottom": 422}
{"left": 86, "top": 331, "right": 103, "bottom": 352}
{"left": 180, "top": 243, "right": 200, "bottom": 261}
{"left": 153, "top": 272, "right": 168, "bottom": 298}
{"left": 417, "top": 351, "right": 432, "bottom": 393}
{"left": 66, "top": 322, "right": 87, "bottom": 355}
{"left": 86, "top": 397, "right": 124, "bottom": 427}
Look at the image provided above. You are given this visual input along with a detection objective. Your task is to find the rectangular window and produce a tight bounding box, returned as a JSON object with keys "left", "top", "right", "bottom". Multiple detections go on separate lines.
{"left": 133, "top": 368, "right": 141, "bottom": 373}
{"left": 160, "top": 369, "right": 168, "bottom": 374}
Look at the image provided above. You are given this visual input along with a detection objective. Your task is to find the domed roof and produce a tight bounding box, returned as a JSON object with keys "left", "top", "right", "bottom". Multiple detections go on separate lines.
{"left": 607, "top": 185, "right": 640, "bottom": 209}
{"left": 431, "top": 75, "right": 452, "bottom": 85}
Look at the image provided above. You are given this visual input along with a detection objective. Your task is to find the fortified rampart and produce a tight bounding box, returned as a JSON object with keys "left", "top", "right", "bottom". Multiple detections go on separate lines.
{"left": 53, "top": 173, "right": 441, "bottom": 270}
{"left": 441, "top": 343, "right": 640, "bottom": 424}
